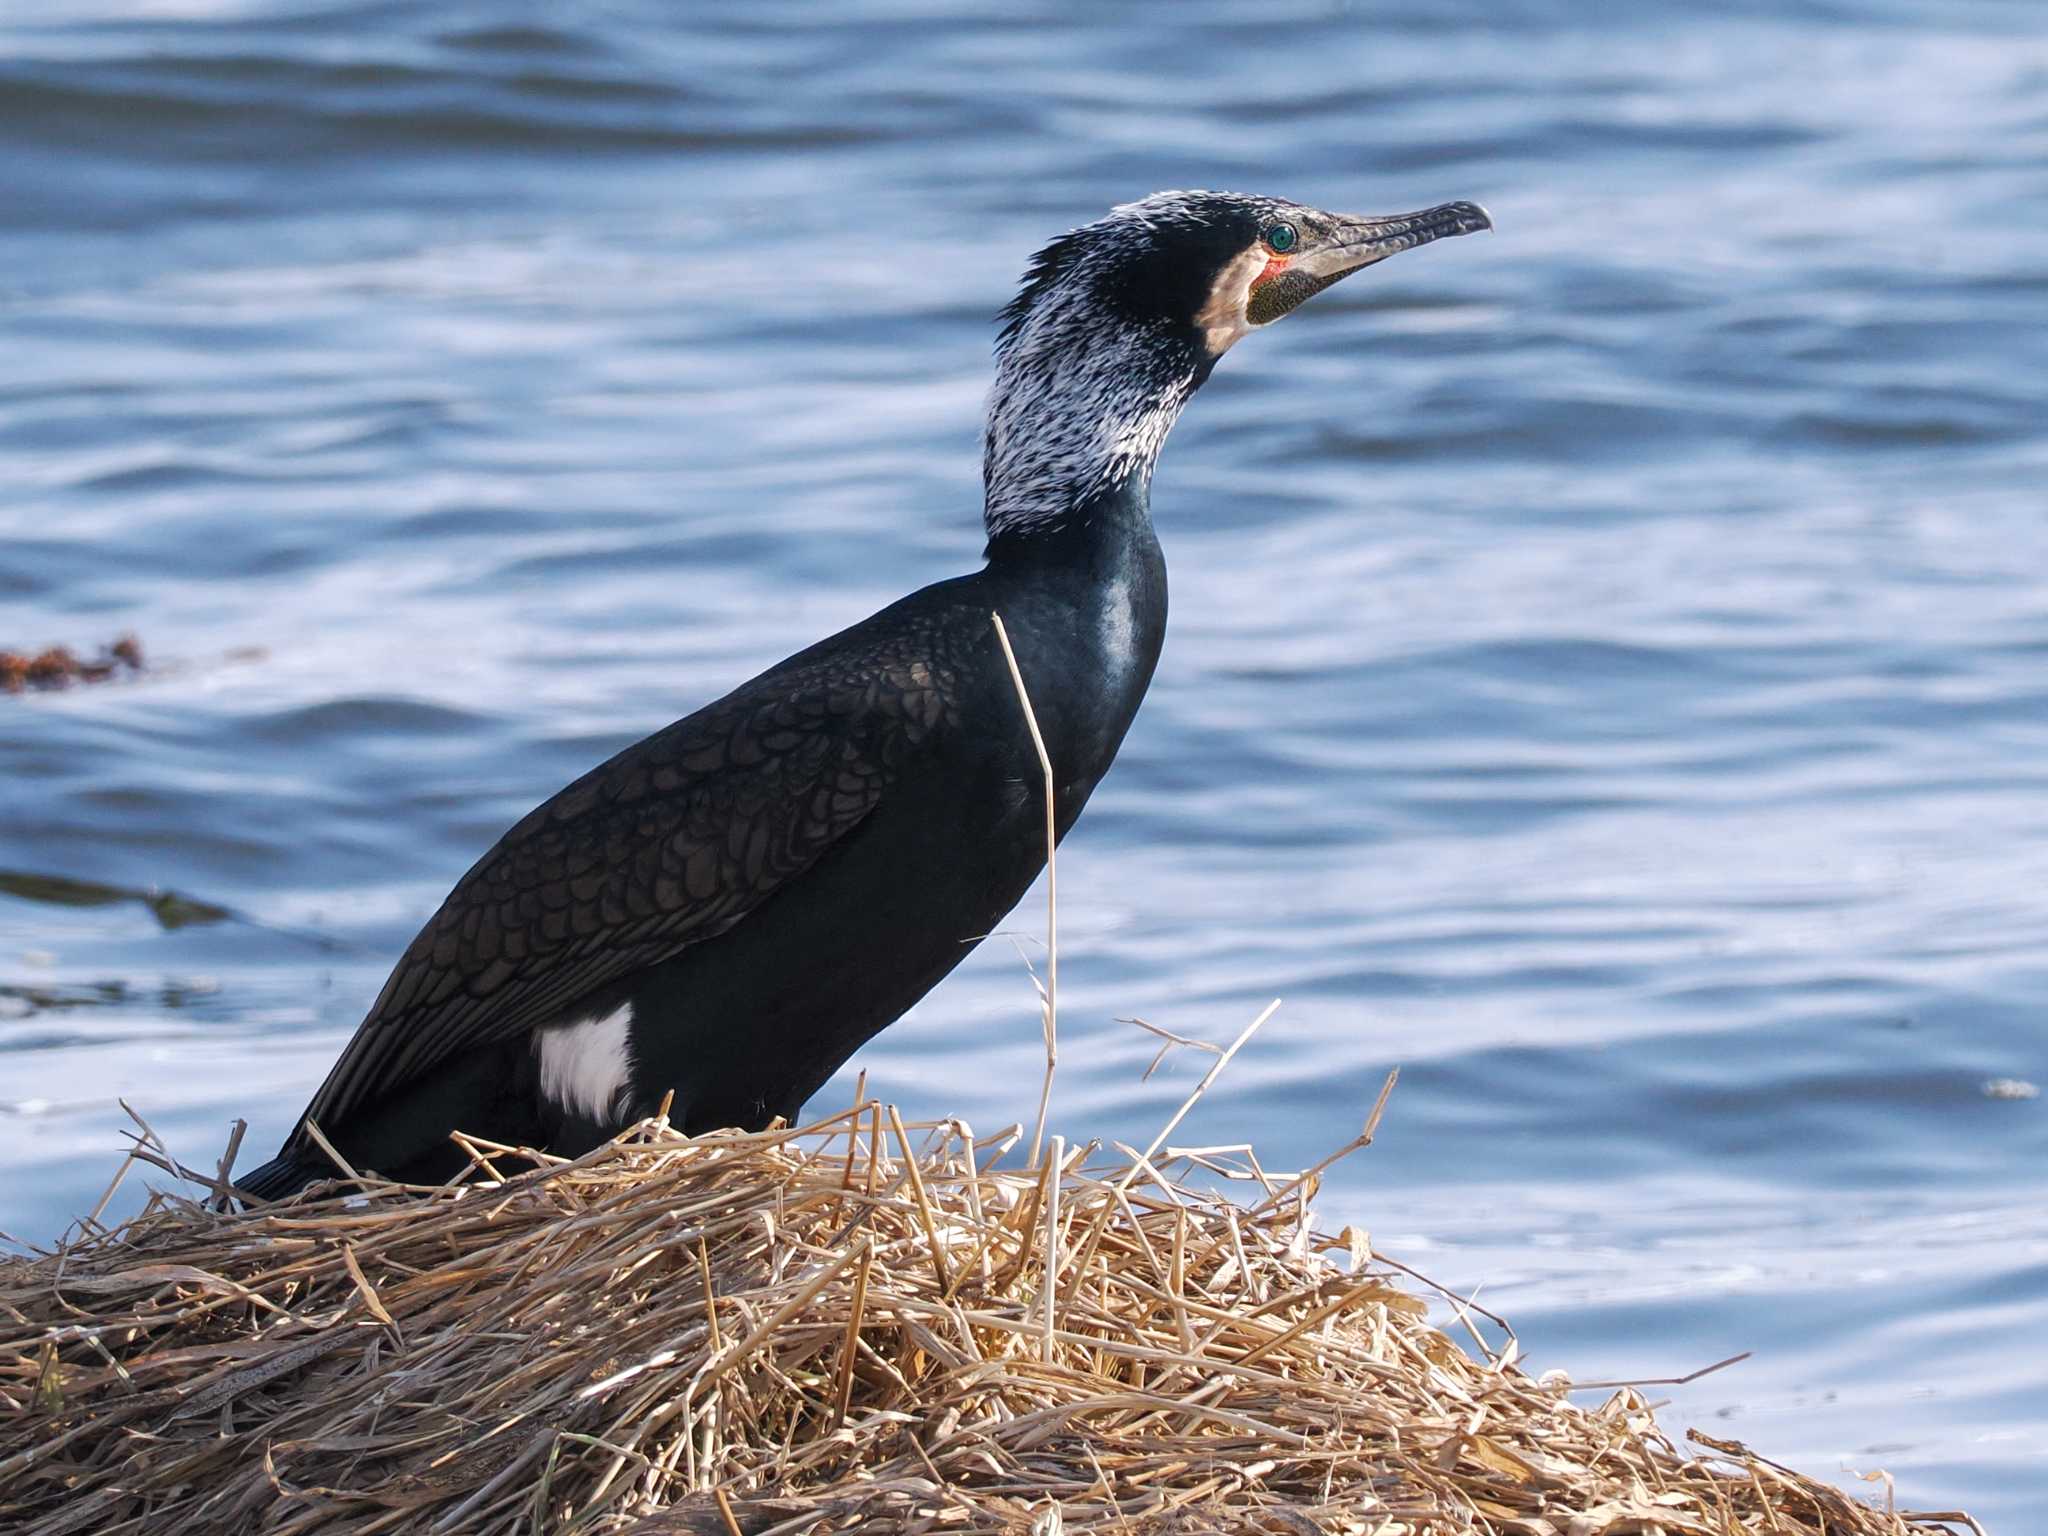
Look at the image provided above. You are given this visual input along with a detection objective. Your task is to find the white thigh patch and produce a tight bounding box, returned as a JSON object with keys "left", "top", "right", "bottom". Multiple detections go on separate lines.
{"left": 534, "top": 1004, "right": 635, "bottom": 1123}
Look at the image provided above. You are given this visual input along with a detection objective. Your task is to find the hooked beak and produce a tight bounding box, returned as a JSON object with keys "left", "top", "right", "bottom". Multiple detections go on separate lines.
{"left": 1313, "top": 201, "right": 1493, "bottom": 275}
{"left": 1247, "top": 200, "right": 1492, "bottom": 326}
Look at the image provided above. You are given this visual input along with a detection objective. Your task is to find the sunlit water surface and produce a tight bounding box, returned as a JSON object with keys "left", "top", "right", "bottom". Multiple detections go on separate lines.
{"left": 3, "top": 1, "right": 2045, "bottom": 1522}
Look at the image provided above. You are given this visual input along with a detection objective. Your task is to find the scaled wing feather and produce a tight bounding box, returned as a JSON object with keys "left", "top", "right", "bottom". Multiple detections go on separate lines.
{"left": 293, "top": 642, "right": 956, "bottom": 1140}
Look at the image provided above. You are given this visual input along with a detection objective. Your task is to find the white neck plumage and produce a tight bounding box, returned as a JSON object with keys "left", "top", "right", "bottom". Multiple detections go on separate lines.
{"left": 980, "top": 306, "right": 1203, "bottom": 542}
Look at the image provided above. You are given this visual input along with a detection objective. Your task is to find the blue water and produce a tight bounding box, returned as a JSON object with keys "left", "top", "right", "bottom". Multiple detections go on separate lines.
{"left": 3, "top": 1, "right": 2044, "bottom": 1523}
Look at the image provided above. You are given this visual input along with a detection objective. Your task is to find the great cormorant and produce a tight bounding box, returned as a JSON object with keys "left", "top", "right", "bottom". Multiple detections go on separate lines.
{"left": 239, "top": 190, "right": 1491, "bottom": 1198}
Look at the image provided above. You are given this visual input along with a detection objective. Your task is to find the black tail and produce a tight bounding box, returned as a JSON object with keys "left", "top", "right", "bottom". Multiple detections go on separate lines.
{"left": 233, "top": 1149, "right": 319, "bottom": 1203}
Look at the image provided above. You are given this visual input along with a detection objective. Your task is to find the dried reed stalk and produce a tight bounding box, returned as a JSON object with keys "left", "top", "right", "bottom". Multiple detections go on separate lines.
{"left": 992, "top": 609, "right": 1058, "bottom": 1168}
{"left": 0, "top": 1106, "right": 1975, "bottom": 1536}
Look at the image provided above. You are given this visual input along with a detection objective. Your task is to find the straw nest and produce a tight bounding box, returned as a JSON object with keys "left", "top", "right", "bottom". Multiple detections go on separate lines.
{"left": 1, "top": 1101, "right": 1979, "bottom": 1536}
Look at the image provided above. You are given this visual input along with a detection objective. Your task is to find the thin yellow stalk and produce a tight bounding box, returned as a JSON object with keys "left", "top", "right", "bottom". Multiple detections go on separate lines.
{"left": 1114, "top": 1000, "right": 1282, "bottom": 1196}
{"left": 992, "top": 610, "right": 1057, "bottom": 1167}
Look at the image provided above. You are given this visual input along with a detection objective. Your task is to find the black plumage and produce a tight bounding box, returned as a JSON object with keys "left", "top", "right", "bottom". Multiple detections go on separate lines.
{"left": 240, "top": 190, "right": 1487, "bottom": 1198}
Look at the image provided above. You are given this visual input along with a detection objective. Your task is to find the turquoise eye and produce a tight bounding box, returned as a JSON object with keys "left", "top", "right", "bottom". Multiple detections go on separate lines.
{"left": 1265, "top": 222, "right": 1298, "bottom": 254}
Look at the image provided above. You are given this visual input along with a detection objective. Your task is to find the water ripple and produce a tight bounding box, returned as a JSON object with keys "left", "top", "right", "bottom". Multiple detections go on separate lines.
{"left": 2, "top": 0, "right": 2044, "bottom": 1522}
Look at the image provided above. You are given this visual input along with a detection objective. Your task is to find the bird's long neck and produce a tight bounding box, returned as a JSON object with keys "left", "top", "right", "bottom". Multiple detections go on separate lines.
{"left": 976, "top": 303, "right": 1199, "bottom": 782}
{"left": 981, "top": 315, "right": 1207, "bottom": 550}
{"left": 980, "top": 467, "right": 1170, "bottom": 804}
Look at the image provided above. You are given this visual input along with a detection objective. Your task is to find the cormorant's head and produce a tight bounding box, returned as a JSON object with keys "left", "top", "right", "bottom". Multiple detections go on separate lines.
{"left": 998, "top": 190, "right": 1491, "bottom": 367}
{"left": 985, "top": 189, "right": 1491, "bottom": 539}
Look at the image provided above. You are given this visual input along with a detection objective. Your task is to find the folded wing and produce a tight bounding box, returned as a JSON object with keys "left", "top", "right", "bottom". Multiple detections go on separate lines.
{"left": 286, "top": 638, "right": 958, "bottom": 1147}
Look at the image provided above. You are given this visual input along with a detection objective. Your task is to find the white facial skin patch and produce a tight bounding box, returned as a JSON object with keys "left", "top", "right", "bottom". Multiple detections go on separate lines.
{"left": 534, "top": 1003, "right": 635, "bottom": 1124}
{"left": 1195, "top": 243, "right": 1281, "bottom": 355}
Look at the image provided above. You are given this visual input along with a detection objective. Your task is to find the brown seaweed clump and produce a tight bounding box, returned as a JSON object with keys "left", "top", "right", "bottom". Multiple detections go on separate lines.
{"left": 0, "top": 634, "right": 144, "bottom": 693}
{"left": 0, "top": 1103, "right": 1983, "bottom": 1536}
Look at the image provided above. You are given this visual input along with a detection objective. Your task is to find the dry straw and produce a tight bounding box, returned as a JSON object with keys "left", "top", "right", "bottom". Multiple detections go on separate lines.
{"left": 0, "top": 1095, "right": 1981, "bottom": 1536}
{"left": 990, "top": 608, "right": 1059, "bottom": 1168}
